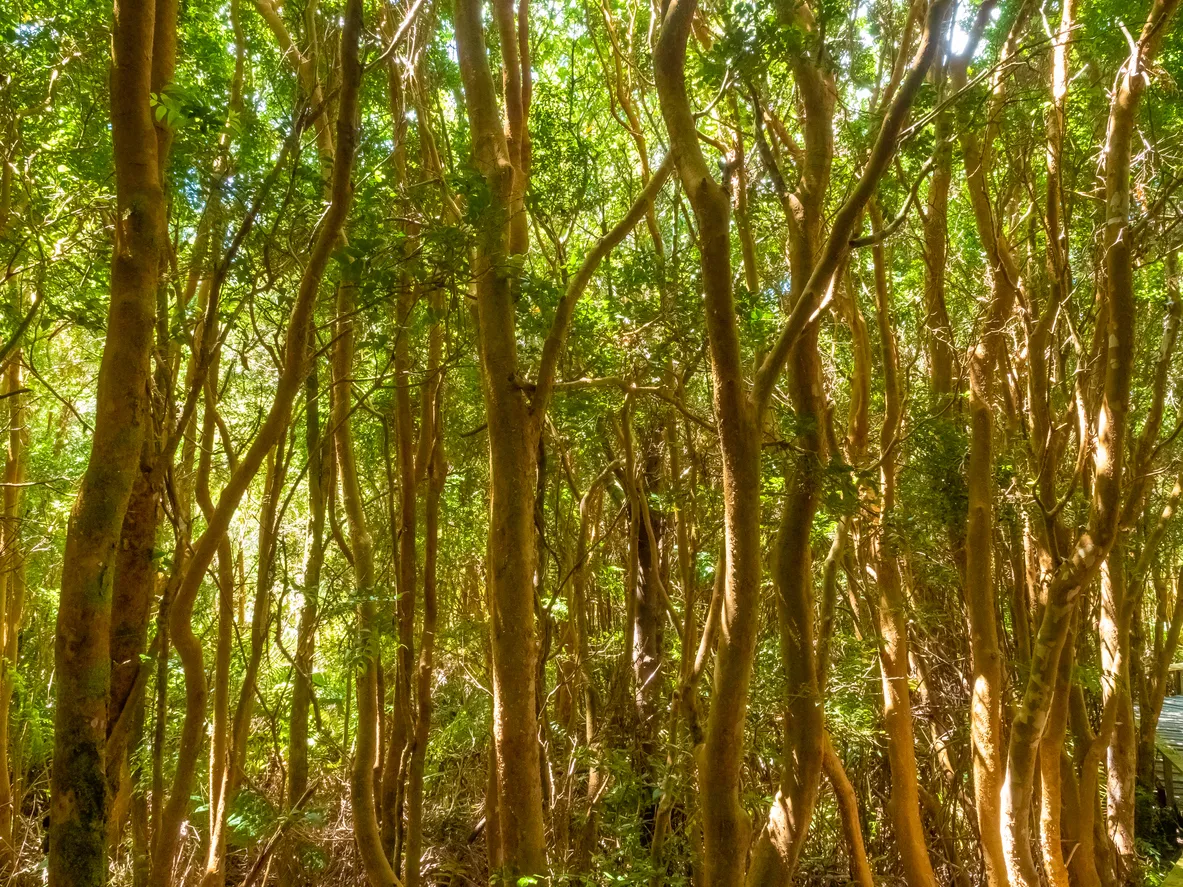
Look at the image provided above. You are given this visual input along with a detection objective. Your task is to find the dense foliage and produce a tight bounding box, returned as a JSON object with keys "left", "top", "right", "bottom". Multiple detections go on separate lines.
{"left": 4, "top": 0, "right": 1183, "bottom": 883}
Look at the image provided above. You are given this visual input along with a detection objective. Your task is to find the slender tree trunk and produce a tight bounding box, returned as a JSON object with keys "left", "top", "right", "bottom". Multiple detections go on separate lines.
{"left": 869, "top": 207, "right": 937, "bottom": 887}
{"left": 49, "top": 0, "right": 171, "bottom": 877}
{"left": 963, "top": 271, "right": 1008, "bottom": 887}
{"left": 655, "top": 7, "right": 760, "bottom": 882}
{"left": 216, "top": 440, "right": 286, "bottom": 854}
{"left": 946, "top": 10, "right": 1040, "bottom": 887}
{"left": 654, "top": 0, "right": 948, "bottom": 880}
{"left": 1067, "top": 670, "right": 1116, "bottom": 887}
{"left": 1000, "top": 4, "right": 1180, "bottom": 882}
{"left": 573, "top": 479, "right": 606, "bottom": 872}
{"left": 745, "top": 21, "right": 834, "bottom": 881}
{"left": 0, "top": 354, "right": 25, "bottom": 870}
{"left": 334, "top": 260, "right": 399, "bottom": 887}
{"left": 404, "top": 309, "right": 445, "bottom": 887}
{"left": 149, "top": 3, "right": 362, "bottom": 874}
{"left": 621, "top": 410, "right": 663, "bottom": 837}
{"left": 1101, "top": 552, "right": 1136, "bottom": 875}
{"left": 382, "top": 277, "right": 417, "bottom": 860}
{"left": 453, "top": 0, "right": 546, "bottom": 877}
{"left": 923, "top": 61, "right": 955, "bottom": 398}
{"left": 196, "top": 337, "right": 236, "bottom": 887}
{"left": 1040, "top": 616, "right": 1073, "bottom": 887}
{"left": 289, "top": 347, "right": 326, "bottom": 808}
{"left": 106, "top": 440, "right": 158, "bottom": 853}
{"left": 453, "top": 3, "right": 672, "bottom": 874}
{"left": 824, "top": 736, "right": 873, "bottom": 887}
{"left": 379, "top": 51, "right": 418, "bottom": 843}
{"left": 745, "top": 462, "right": 824, "bottom": 885}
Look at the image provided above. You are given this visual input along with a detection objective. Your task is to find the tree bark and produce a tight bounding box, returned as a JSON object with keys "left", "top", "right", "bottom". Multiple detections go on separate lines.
{"left": 404, "top": 302, "right": 445, "bottom": 887}
{"left": 824, "top": 736, "right": 873, "bottom": 887}
{"left": 654, "top": 0, "right": 949, "bottom": 881}
{"left": 1101, "top": 553, "right": 1135, "bottom": 875}
{"left": 949, "top": 8, "right": 1033, "bottom": 885}
{"left": 0, "top": 353, "right": 25, "bottom": 870}
{"left": 149, "top": 2, "right": 362, "bottom": 876}
{"left": 49, "top": 0, "right": 170, "bottom": 878}
{"left": 453, "top": 3, "right": 671, "bottom": 873}
{"left": 868, "top": 204, "right": 937, "bottom": 887}
{"left": 289, "top": 347, "right": 326, "bottom": 808}
{"left": 655, "top": 5, "right": 760, "bottom": 879}
{"left": 197, "top": 358, "right": 237, "bottom": 887}
{"left": 1000, "top": 3, "right": 1181, "bottom": 883}
{"left": 334, "top": 262, "right": 399, "bottom": 887}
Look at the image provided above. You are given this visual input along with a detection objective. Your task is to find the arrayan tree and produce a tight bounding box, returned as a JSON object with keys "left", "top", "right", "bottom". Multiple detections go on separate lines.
{"left": 3, "top": 0, "right": 1183, "bottom": 883}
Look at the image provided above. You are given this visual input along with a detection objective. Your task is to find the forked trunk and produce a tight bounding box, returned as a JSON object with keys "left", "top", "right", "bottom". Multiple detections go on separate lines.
{"left": 49, "top": 0, "right": 171, "bottom": 879}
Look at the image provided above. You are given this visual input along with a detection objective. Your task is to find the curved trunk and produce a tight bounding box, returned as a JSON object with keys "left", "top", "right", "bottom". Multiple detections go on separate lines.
{"left": 382, "top": 278, "right": 417, "bottom": 860}
{"left": 1040, "top": 615, "right": 1073, "bottom": 887}
{"left": 212, "top": 439, "right": 286, "bottom": 877}
{"left": 197, "top": 372, "right": 236, "bottom": 887}
{"left": 744, "top": 466, "right": 823, "bottom": 886}
{"left": 923, "top": 74, "right": 955, "bottom": 396}
{"left": 869, "top": 208, "right": 937, "bottom": 887}
{"left": 745, "top": 13, "right": 833, "bottom": 882}
{"left": 334, "top": 262, "right": 398, "bottom": 887}
{"left": 49, "top": 0, "right": 171, "bottom": 878}
{"left": 655, "top": 6, "right": 762, "bottom": 883}
{"left": 824, "top": 736, "right": 873, "bottom": 887}
{"left": 106, "top": 445, "right": 158, "bottom": 852}
{"left": 149, "top": 3, "right": 362, "bottom": 875}
{"left": 952, "top": 17, "right": 1021, "bottom": 879}
{"left": 1001, "top": 4, "right": 1179, "bottom": 884}
{"left": 964, "top": 304, "right": 1007, "bottom": 887}
{"left": 654, "top": 0, "right": 949, "bottom": 881}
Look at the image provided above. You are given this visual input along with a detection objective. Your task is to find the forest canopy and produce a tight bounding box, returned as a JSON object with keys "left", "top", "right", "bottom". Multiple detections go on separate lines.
{"left": 3, "top": 0, "right": 1183, "bottom": 883}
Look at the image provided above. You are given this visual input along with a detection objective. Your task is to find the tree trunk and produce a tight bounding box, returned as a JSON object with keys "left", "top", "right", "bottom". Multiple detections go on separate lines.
{"left": 824, "top": 736, "right": 873, "bottom": 887}
{"left": 106, "top": 440, "right": 158, "bottom": 849}
{"left": 950, "top": 11, "right": 1023, "bottom": 880}
{"left": 197, "top": 371, "right": 237, "bottom": 887}
{"left": 453, "top": 0, "right": 546, "bottom": 877}
{"left": 404, "top": 308, "right": 445, "bottom": 887}
{"left": 453, "top": 2, "right": 673, "bottom": 873}
{"left": 149, "top": 1, "right": 362, "bottom": 874}
{"left": 1040, "top": 615, "right": 1073, "bottom": 887}
{"left": 654, "top": 0, "right": 948, "bottom": 881}
{"left": 49, "top": 0, "right": 170, "bottom": 878}
{"left": 999, "top": 4, "right": 1180, "bottom": 880}
{"left": 215, "top": 439, "right": 286, "bottom": 867}
{"left": 1101, "top": 552, "right": 1136, "bottom": 876}
{"left": 382, "top": 276, "right": 417, "bottom": 861}
{"left": 289, "top": 346, "right": 326, "bottom": 808}
{"left": 654, "top": 7, "right": 761, "bottom": 883}
{"left": 334, "top": 261, "right": 399, "bottom": 887}
{"left": 0, "top": 354, "right": 25, "bottom": 870}
{"left": 868, "top": 206, "right": 937, "bottom": 887}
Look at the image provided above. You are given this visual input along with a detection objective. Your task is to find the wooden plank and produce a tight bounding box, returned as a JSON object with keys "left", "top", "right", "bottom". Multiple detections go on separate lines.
{"left": 1164, "top": 852, "right": 1183, "bottom": 887}
{"left": 1149, "top": 697, "right": 1183, "bottom": 807}
{"left": 1159, "top": 740, "right": 1183, "bottom": 779}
